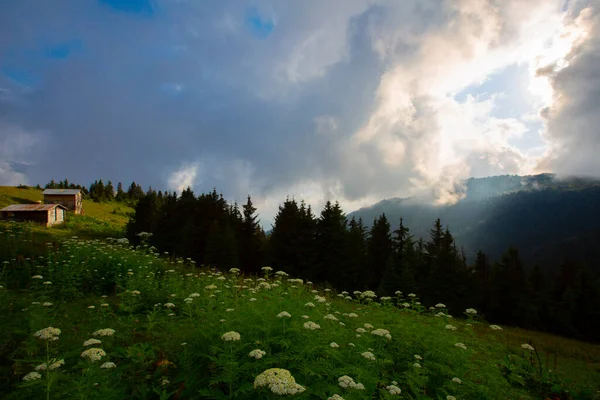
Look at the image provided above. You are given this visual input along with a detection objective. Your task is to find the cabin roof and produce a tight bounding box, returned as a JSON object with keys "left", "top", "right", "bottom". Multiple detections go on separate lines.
{"left": 0, "top": 204, "right": 68, "bottom": 212}
{"left": 42, "top": 189, "right": 82, "bottom": 195}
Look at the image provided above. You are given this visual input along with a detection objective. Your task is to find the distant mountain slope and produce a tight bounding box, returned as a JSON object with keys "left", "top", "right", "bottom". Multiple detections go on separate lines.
{"left": 348, "top": 174, "right": 600, "bottom": 273}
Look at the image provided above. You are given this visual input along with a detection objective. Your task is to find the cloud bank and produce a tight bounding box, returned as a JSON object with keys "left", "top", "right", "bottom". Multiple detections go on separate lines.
{"left": 0, "top": 0, "right": 598, "bottom": 226}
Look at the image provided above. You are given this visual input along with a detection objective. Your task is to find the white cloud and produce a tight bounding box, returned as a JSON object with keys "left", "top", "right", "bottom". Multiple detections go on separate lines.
{"left": 536, "top": 5, "right": 600, "bottom": 176}
{"left": 167, "top": 162, "right": 199, "bottom": 193}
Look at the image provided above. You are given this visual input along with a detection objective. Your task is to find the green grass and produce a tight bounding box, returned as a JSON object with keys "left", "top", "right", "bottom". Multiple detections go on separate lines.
{"left": 1, "top": 224, "right": 599, "bottom": 400}
{"left": 0, "top": 186, "right": 132, "bottom": 239}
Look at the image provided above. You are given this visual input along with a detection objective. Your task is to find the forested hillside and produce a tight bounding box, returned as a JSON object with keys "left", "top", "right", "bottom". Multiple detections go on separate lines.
{"left": 125, "top": 184, "right": 600, "bottom": 343}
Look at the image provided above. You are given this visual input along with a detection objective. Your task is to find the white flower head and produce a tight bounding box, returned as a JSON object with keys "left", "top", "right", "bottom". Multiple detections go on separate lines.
{"left": 277, "top": 311, "right": 291, "bottom": 318}
{"left": 249, "top": 349, "right": 266, "bottom": 359}
{"left": 23, "top": 371, "right": 42, "bottom": 381}
{"left": 386, "top": 384, "right": 402, "bottom": 395}
{"left": 48, "top": 359, "right": 64, "bottom": 370}
{"left": 330, "top": 342, "right": 339, "bottom": 348}
{"left": 521, "top": 343, "right": 535, "bottom": 351}
{"left": 93, "top": 328, "right": 115, "bottom": 337}
{"left": 84, "top": 338, "right": 102, "bottom": 346}
{"left": 248, "top": 349, "right": 267, "bottom": 360}
{"left": 221, "top": 331, "right": 241, "bottom": 341}
{"left": 452, "top": 377, "right": 462, "bottom": 384}
{"left": 361, "top": 351, "right": 376, "bottom": 361}
{"left": 254, "top": 368, "right": 305, "bottom": 395}
{"left": 303, "top": 321, "right": 321, "bottom": 330}
{"left": 81, "top": 348, "right": 106, "bottom": 362}
{"left": 33, "top": 327, "right": 61, "bottom": 341}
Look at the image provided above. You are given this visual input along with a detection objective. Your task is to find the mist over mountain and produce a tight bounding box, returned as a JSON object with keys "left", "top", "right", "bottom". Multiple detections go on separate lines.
{"left": 348, "top": 173, "right": 600, "bottom": 273}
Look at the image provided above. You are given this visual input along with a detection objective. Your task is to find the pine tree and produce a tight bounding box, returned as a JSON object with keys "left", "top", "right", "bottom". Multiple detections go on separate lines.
{"left": 489, "top": 247, "right": 535, "bottom": 327}
{"left": 345, "top": 217, "right": 368, "bottom": 290}
{"left": 377, "top": 218, "right": 412, "bottom": 296}
{"left": 239, "top": 195, "right": 263, "bottom": 274}
{"left": 105, "top": 181, "right": 115, "bottom": 200}
{"left": 365, "top": 214, "right": 393, "bottom": 291}
{"left": 115, "top": 182, "right": 125, "bottom": 202}
{"left": 125, "top": 191, "right": 159, "bottom": 245}
{"left": 314, "top": 201, "right": 348, "bottom": 286}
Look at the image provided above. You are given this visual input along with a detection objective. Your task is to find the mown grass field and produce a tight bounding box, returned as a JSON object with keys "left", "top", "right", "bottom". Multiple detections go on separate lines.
{"left": 1, "top": 222, "right": 599, "bottom": 400}
{"left": 0, "top": 186, "right": 132, "bottom": 239}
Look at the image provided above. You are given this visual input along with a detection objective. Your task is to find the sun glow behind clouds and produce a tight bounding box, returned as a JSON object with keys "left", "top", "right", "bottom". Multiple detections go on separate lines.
{"left": 527, "top": 8, "right": 591, "bottom": 106}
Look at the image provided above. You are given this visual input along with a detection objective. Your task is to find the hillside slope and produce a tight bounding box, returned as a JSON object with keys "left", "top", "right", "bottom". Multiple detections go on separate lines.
{"left": 0, "top": 227, "right": 599, "bottom": 399}
{"left": 0, "top": 186, "right": 132, "bottom": 238}
{"left": 347, "top": 174, "right": 600, "bottom": 273}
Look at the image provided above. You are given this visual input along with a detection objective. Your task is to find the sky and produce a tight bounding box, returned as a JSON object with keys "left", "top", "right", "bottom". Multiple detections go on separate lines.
{"left": 1, "top": 0, "right": 599, "bottom": 227}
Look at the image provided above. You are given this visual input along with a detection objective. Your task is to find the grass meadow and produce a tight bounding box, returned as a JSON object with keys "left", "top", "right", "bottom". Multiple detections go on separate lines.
{"left": 1, "top": 222, "right": 600, "bottom": 399}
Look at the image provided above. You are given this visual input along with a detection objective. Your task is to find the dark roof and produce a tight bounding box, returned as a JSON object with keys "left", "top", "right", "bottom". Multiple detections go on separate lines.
{"left": 42, "top": 189, "right": 81, "bottom": 195}
{"left": 0, "top": 204, "right": 68, "bottom": 212}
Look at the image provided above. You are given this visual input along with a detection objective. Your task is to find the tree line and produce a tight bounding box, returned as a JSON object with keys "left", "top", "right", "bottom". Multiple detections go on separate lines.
{"left": 44, "top": 179, "right": 149, "bottom": 204}
{"left": 120, "top": 187, "right": 599, "bottom": 344}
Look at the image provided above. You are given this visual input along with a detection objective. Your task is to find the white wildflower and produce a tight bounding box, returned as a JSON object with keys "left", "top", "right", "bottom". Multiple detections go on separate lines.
{"left": 93, "top": 328, "right": 115, "bottom": 337}
{"left": 361, "top": 351, "right": 376, "bottom": 361}
{"left": 83, "top": 338, "right": 102, "bottom": 346}
{"left": 221, "top": 331, "right": 241, "bottom": 341}
{"left": 277, "top": 311, "right": 291, "bottom": 318}
{"left": 80, "top": 348, "right": 106, "bottom": 362}
{"left": 254, "top": 368, "right": 305, "bottom": 395}
{"left": 100, "top": 362, "right": 116, "bottom": 369}
{"left": 386, "top": 384, "right": 402, "bottom": 395}
{"left": 48, "top": 359, "right": 64, "bottom": 370}
{"left": 23, "top": 371, "right": 42, "bottom": 381}
{"left": 249, "top": 349, "right": 266, "bottom": 359}
{"left": 33, "top": 327, "right": 61, "bottom": 341}
{"left": 303, "top": 321, "right": 321, "bottom": 330}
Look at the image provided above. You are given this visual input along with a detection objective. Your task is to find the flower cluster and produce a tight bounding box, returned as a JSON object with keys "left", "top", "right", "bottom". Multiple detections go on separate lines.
{"left": 221, "top": 331, "right": 241, "bottom": 341}
{"left": 93, "top": 328, "right": 115, "bottom": 337}
{"left": 386, "top": 384, "right": 401, "bottom": 395}
{"left": 338, "top": 375, "right": 365, "bottom": 390}
{"left": 277, "top": 311, "right": 291, "bottom": 318}
{"left": 361, "top": 351, "right": 376, "bottom": 361}
{"left": 303, "top": 321, "right": 321, "bottom": 330}
{"left": 371, "top": 328, "right": 392, "bottom": 339}
{"left": 521, "top": 343, "right": 535, "bottom": 351}
{"left": 33, "top": 327, "right": 61, "bottom": 341}
{"left": 81, "top": 348, "right": 106, "bottom": 362}
{"left": 249, "top": 349, "right": 266, "bottom": 359}
{"left": 254, "top": 368, "right": 305, "bottom": 395}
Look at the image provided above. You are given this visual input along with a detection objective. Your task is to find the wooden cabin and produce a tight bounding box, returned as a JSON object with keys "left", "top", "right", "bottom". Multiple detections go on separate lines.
{"left": 0, "top": 204, "right": 67, "bottom": 226}
{"left": 42, "top": 189, "right": 83, "bottom": 214}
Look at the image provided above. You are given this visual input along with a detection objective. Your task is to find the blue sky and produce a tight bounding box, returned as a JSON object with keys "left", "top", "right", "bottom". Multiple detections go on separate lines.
{"left": 0, "top": 0, "right": 598, "bottom": 226}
